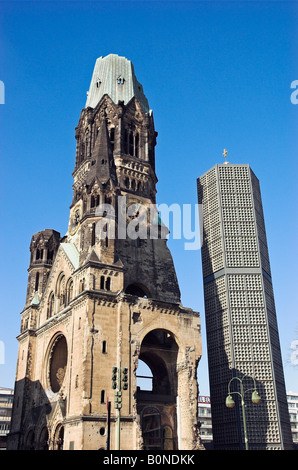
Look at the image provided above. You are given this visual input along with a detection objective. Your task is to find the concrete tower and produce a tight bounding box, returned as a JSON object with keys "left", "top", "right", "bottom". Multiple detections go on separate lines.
{"left": 197, "top": 160, "right": 293, "bottom": 449}
{"left": 8, "top": 54, "right": 203, "bottom": 451}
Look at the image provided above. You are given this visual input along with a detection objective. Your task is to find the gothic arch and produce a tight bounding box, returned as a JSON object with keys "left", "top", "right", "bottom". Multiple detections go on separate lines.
{"left": 136, "top": 328, "right": 179, "bottom": 449}
{"left": 47, "top": 291, "right": 55, "bottom": 319}
{"left": 56, "top": 272, "right": 66, "bottom": 309}
{"left": 37, "top": 426, "right": 49, "bottom": 450}
{"left": 65, "top": 277, "right": 74, "bottom": 306}
{"left": 53, "top": 422, "right": 64, "bottom": 450}
{"left": 24, "top": 427, "right": 35, "bottom": 450}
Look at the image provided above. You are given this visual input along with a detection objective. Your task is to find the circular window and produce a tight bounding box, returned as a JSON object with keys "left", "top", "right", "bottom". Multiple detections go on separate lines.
{"left": 48, "top": 335, "right": 68, "bottom": 393}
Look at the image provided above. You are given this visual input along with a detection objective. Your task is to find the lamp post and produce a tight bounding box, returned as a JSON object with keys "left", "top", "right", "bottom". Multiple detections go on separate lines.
{"left": 225, "top": 375, "right": 261, "bottom": 450}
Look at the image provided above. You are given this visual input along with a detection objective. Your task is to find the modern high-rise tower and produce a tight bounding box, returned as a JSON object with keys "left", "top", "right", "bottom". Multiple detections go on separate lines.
{"left": 197, "top": 160, "right": 293, "bottom": 450}
{"left": 8, "top": 54, "right": 203, "bottom": 451}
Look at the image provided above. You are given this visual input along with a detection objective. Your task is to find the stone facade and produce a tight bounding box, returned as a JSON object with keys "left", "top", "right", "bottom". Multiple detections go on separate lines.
{"left": 8, "top": 54, "right": 203, "bottom": 451}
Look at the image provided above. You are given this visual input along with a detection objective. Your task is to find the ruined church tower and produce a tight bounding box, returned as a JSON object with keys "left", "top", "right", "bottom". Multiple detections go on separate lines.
{"left": 8, "top": 54, "right": 203, "bottom": 450}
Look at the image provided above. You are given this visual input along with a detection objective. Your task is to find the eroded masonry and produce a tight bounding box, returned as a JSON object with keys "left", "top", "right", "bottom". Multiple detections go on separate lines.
{"left": 8, "top": 54, "right": 204, "bottom": 450}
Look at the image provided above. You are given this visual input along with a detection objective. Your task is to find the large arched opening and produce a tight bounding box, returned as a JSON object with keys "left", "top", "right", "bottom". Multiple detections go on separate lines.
{"left": 136, "top": 329, "right": 179, "bottom": 450}
{"left": 125, "top": 283, "right": 150, "bottom": 298}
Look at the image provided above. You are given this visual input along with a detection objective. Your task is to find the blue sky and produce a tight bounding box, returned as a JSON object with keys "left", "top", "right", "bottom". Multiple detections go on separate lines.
{"left": 0, "top": 1, "right": 297, "bottom": 396}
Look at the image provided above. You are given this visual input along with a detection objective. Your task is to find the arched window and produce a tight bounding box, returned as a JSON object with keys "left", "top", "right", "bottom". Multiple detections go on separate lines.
{"left": 38, "top": 427, "right": 49, "bottom": 450}
{"left": 163, "top": 426, "right": 174, "bottom": 450}
{"left": 25, "top": 429, "right": 35, "bottom": 450}
{"left": 141, "top": 407, "right": 162, "bottom": 450}
{"left": 53, "top": 424, "right": 64, "bottom": 451}
{"left": 47, "top": 292, "right": 55, "bottom": 319}
{"left": 57, "top": 274, "right": 66, "bottom": 308}
{"left": 100, "top": 276, "right": 105, "bottom": 290}
{"left": 65, "top": 278, "right": 73, "bottom": 306}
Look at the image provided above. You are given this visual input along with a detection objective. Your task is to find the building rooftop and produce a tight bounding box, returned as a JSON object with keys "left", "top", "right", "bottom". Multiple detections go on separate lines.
{"left": 85, "top": 54, "right": 150, "bottom": 112}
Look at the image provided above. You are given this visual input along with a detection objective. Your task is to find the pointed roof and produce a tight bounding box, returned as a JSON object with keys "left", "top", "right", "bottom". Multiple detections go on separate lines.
{"left": 85, "top": 54, "right": 149, "bottom": 112}
{"left": 60, "top": 243, "right": 79, "bottom": 270}
{"left": 30, "top": 292, "right": 40, "bottom": 306}
{"left": 88, "top": 249, "right": 101, "bottom": 263}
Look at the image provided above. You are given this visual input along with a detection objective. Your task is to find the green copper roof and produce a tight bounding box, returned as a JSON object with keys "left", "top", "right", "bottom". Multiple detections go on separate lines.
{"left": 85, "top": 54, "right": 149, "bottom": 112}
{"left": 61, "top": 243, "right": 79, "bottom": 270}
{"left": 30, "top": 292, "right": 40, "bottom": 306}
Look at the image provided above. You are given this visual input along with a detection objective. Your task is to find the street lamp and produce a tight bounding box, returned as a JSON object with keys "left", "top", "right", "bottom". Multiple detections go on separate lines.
{"left": 225, "top": 374, "right": 261, "bottom": 450}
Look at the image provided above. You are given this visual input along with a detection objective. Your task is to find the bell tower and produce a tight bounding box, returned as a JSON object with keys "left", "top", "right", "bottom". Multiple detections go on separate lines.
{"left": 8, "top": 54, "right": 203, "bottom": 451}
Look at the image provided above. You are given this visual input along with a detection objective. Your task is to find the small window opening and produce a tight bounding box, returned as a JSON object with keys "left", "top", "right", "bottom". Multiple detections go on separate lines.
{"left": 117, "top": 76, "right": 125, "bottom": 85}
{"left": 124, "top": 129, "right": 129, "bottom": 154}
{"left": 110, "top": 128, "right": 115, "bottom": 152}
{"left": 129, "top": 132, "right": 134, "bottom": 155}
{"left": 35, "top": 272, "right": 39, "bottom": 291}
{"left": 135, "top": 133, "right": 139, "bottom": 158}
{"left": 91, "top": 223, "right": 96, "bottom": 246}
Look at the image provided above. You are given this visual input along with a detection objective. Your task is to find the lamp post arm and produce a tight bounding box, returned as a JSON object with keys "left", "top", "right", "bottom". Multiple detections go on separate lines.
{"left": 227, "top": 376, "right": 241, "bottom": 395}
{"left": 228, "top": 390, "right": 242, "bottom": 399}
